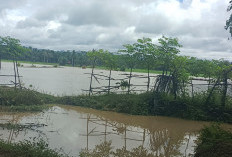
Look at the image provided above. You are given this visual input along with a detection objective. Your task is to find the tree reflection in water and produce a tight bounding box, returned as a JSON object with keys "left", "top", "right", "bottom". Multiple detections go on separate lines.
{"left": 80, "top": 112, "right": 196, "bottom": 157}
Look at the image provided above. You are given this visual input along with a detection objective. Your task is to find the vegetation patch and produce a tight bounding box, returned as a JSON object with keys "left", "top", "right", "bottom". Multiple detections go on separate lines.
{"left": 0, "top": 105, "right": 51, "bottom": 112}
{"left": 79, "top": 141, "right": 155, "bottom": 157}
{"left": 58, "top": 92, "right": 152, "bottom": 115}
{"left": 57, "top": 91, "right": 232, "bottom": 123}
{"left": 0, "top": 86, "right": 56, "bottom": 112}
{"left": 195, "top": 124, "right": 232, "bottom": 157}
{"left": 0, "top": 140, "right": 66, "bottom": 157}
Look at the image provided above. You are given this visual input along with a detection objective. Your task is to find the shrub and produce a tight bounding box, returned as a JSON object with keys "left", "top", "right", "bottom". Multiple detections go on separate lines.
{"left": 195, "top": 124, "right": 232, "bottom": 157}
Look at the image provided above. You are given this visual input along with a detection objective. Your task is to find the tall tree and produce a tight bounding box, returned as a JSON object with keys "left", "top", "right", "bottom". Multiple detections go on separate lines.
{"left": 119, "top": 44, "right": 137, "bottom": 94}
{"left": 0, "top": 36, "right": 28, "bottom": 88}
{"left": 225, "top": 0, "right": 232, "bottom": 37}
{"left": 134, "top": 37, "right": 157, "bottom": 91}
{"left": 100, "top": 50, "right": 117, "bottom": 94}
{"left": 154, "top": 36, "right": 182, "bottom": 95}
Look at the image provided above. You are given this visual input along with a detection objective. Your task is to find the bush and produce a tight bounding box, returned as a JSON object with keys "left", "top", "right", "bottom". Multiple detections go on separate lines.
{"left": 195, "top": 124, "right": 232, "bottom": 157}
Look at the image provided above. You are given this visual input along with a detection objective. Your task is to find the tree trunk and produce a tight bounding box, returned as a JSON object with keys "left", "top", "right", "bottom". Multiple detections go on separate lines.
{"left": 205, "top": 77, "right": 220, "bottom": 105}
{"left": 147, "top": 64, "right": 150, "bottom": 91}
{"left": 208, "top": 75, "right": 211, "bottom": 90}
{"left": 0, "top": 54, "right": 1, "bottom": 70}
{"left": 191, "top": 79, "right": 194, "bottom": 98}
{"left": 108, "top": 66, "right": 112, "bottom": 94}
{"left": 128, "top": 67, "right": 132, "bottom": 94}
{"left": 15, "top": 60, "right": 21, "bottom": 89}
{"left": 13, "top": 58, "right": 17, "bottom": 89}
{"left": 89, "top": 57, "right": 96, "bottom": 96}
{"left": 221, "top": 72, "right": 228, "bottom": 107}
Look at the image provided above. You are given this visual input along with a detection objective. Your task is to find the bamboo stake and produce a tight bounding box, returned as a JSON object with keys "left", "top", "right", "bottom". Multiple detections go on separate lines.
{"left": 89, "top": 57, "right": 96, "bottom": 97}
{"left": 15, "top": 60, "right": 21, "bottom": 89}
{"left": 108, "top": 67, "right": 112, "bottom": 94}
{"left": 13, "top": 58, "right": 17, "bottom": 89}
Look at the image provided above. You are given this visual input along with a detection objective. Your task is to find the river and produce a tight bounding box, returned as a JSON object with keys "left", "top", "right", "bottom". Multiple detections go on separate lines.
{"left": 1, "top": 105, "right": 230, "bottom": 157}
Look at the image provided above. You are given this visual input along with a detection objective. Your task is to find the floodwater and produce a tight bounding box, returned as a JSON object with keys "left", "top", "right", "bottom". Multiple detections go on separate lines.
{"left": 0, "top": 62, "right": 209, "bottom": 96}
{"left": 1, "top": 105, "right": 230, "bottom": 157}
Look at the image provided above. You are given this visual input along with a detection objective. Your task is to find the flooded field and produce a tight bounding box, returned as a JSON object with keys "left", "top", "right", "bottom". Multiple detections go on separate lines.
{"left": 1, "top": 105, "right": 231, "bottom": 156}
{"left": 0, "top": 62, "right": 209, "bottom": 96}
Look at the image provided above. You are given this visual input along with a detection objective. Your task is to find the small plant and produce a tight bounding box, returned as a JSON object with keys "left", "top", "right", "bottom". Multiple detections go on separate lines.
{"left": 119, "top": 80, "right": 130, "bottom": 90}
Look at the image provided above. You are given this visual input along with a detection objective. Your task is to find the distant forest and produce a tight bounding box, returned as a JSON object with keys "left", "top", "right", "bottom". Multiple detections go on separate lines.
{"left": 1, "top": 47, "right": 91, "bottom": 67}
{"left": 2, "top": 45, "right": 230, "bottom": 74}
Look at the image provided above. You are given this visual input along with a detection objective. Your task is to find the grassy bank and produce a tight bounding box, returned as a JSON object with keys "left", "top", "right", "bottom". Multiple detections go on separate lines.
{"left": 1, "top": 86, "right": 232, "bottom": 123}
{"left": 58, "top": 92, "right": 232, "bottom": 123}
{"left": 0, "top": 140, "right": 66, "bottom": 157}
{"left": 0, "top": 86, "right": 56, "bottom": 112}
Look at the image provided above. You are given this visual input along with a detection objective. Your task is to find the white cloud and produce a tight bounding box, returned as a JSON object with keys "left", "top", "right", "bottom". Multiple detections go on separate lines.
{"left": 0, "top": 0, "right": 231, "bottom": 60}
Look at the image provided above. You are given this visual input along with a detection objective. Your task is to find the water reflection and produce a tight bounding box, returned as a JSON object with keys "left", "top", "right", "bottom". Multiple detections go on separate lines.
{"left": 0, "top": 106, "right": 231, "bottom": 156}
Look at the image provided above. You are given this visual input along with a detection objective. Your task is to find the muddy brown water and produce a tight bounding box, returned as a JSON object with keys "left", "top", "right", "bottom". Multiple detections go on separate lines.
{"left": 0, "top": 62, "right": 209, "bottom": 96}
{"left": 1, "top": 105, "right": 232, "bottom": 156}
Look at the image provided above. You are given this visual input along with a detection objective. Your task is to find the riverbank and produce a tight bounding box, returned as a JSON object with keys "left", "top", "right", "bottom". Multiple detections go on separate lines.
{"left": 1, "top": 86, "right": 232, "bottom": 123}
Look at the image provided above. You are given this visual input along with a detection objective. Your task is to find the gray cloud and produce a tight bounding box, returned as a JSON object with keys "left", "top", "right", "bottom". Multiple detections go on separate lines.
{"left": 16, "top": 18, "right": 47, "bottom": 28}
{"left": 0, "top": 0, "right": 231, "bottom": 60}
{"left": 0, "top": 0, "right": 28, "bottom": 12}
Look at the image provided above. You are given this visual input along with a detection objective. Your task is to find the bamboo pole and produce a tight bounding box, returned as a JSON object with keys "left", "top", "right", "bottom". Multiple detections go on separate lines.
{"left": 15, "top": 60, "right": 21, "bottom": 89}
{"left": 13, "top": 58, "right": 17, "bottom": 89}
{"left": 128, "top": 67, "right": 132, "bottom": 94}
{"left": 89, "top": 57, "right": 96, "bottom": 97}
{"left": 147, "top": 64, "right": 150, "bottom": 91}
{"left": 108, "top": 67, "right": 112, "bottom": 94}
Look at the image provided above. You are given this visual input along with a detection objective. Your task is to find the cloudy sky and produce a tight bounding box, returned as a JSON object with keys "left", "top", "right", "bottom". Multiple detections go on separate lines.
{"left": 0, "top": 0, "right": 231, "bottom": 60}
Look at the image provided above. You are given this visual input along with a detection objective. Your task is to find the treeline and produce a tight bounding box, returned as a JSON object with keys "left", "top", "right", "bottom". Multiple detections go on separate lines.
{"left": 1, "top": 36, "right": 232, "bottom": 105}
{"left": 0, "top": 36, "right": 231, "bottom": 75}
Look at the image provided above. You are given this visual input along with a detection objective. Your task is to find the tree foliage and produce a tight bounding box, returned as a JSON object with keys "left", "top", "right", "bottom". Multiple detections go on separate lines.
{"left": 225, "top": 0, "right": 232, "bottom": 37}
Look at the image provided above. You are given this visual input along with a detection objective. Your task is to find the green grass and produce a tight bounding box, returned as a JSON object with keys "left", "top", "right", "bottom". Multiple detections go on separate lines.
{"left": 3, "top": 59, "right": 164, "bottom": 74}
{"left": 88, "top": 65, "right": 164, "bottom": 74}
{"left": 2, "top": 59, "right": 57, "bottom": 66}
{"left": 1, "top": 86, "right": 232, "bottom": 123}
{"left": 57, "top": 92, "right": 153, "bottom": 115}
{"left": 0, "top": 86, "right": 56, "bottom": 112}
{"left": 124, "top": 68, "right": 163, "bottom": 74}
{"left": 0, "top": 139, "right": 67, "bottom": 157}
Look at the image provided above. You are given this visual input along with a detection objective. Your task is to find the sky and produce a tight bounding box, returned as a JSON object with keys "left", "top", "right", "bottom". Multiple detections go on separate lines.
{"left": 0, "top": 0, "right": 231, "bottom": 60}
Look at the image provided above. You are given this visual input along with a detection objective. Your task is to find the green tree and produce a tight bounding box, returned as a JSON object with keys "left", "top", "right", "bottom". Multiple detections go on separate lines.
{"left": 156, "top": 36, "right": 182, "bottom": 76}
{"left": 154, "top": 36, "right": 182, "bottom": 97}
{"left": 0, "top": 36, "right": 28, "bottom": 88}
{"left": 134, "top": 37, "right": 157, "bottom": 91}
{"left": 119, "top": 44, "right": 137, "bottom": 94}
{"left": 100, "top": 50, "right": 117, "bottom": 94}
{"left": 87, "top": 49, "right": 104, "bottom": 96}
{"left": 225, "top": 0, "right": 232, "bottom": 37}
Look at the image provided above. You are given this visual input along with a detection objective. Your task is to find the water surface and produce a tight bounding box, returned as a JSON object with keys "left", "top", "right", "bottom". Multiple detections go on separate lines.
{"left": 0, "top": 62, "right": 209, "bottom": 96}
{"left": 1, "top": 105, "right": 231, "bottom": 156}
